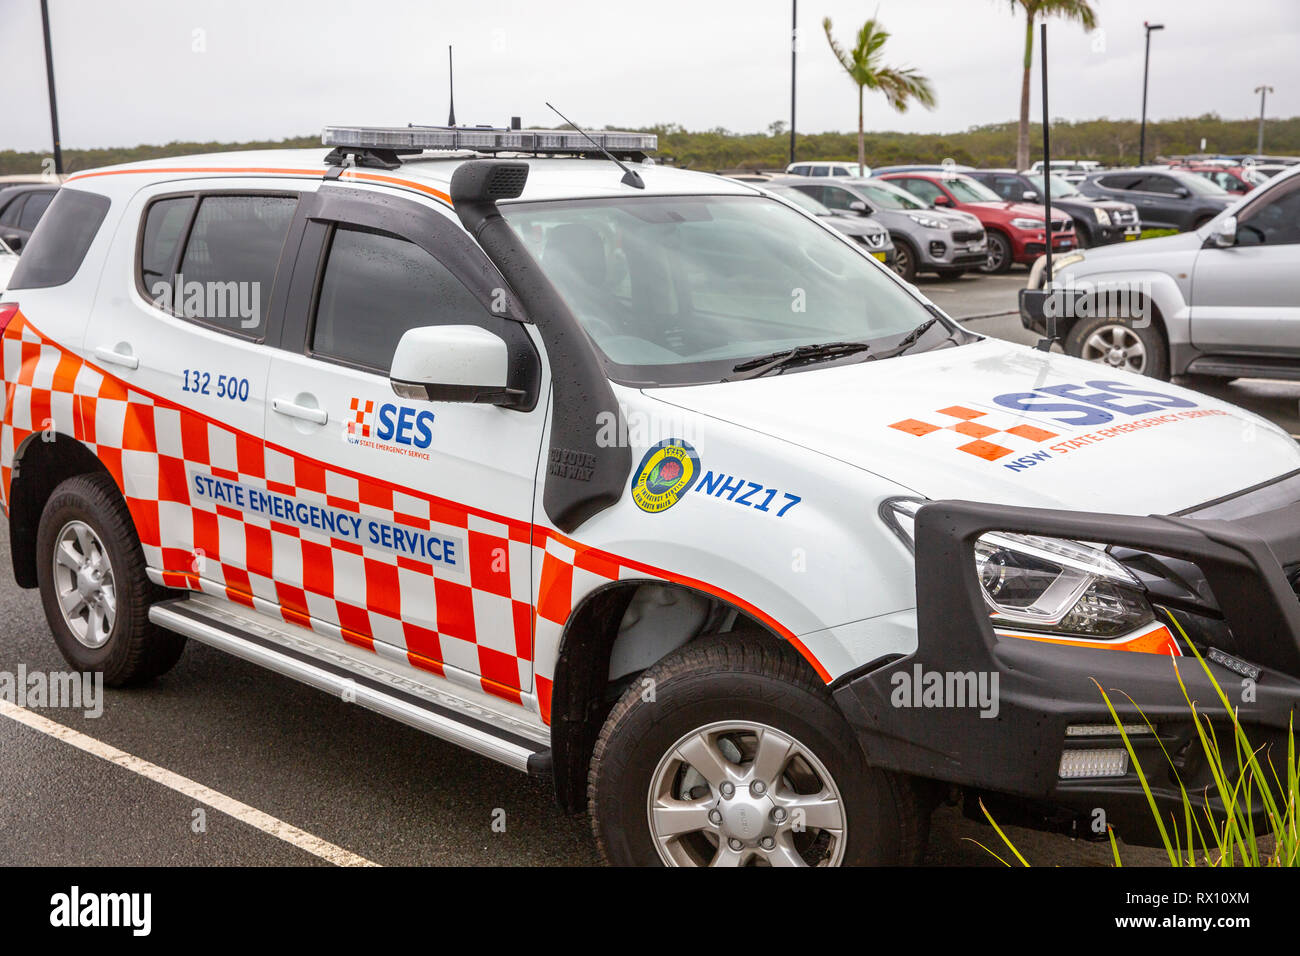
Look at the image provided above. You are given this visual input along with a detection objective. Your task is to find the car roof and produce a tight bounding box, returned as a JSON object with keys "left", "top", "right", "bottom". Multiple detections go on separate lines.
{"left": 62, "top": 148, "right": 759, "bottom": 205}
{"left": 0, "top": 184, "right": 59, "bottom": 198}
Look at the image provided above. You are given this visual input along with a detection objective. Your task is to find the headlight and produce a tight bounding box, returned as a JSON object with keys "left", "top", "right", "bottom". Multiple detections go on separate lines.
{"left": 1049, "top": 251, "right": 1086, "bottom": 277}
{"left": 1092, "top": 207, "right": 1112, "bottom": 226}
{"left": 908, "top": 214, "right": 949, "bottom": 230}
{"left": 1010, "top": 217, "right": 1045, "bottom": 230}
{"left": 881, "top": 499, "right": 1155, "bottom": 638}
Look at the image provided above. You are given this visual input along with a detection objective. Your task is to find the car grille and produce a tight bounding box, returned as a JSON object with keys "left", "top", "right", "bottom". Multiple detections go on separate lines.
{"left": 1111, "top": 208, "right": 1139, "bottom": 226}
{"left": 858, "top": 233, "right": 887, "bottom": 249}
{"left": 1050, "top": 219, "right": 1071, "bottom": 232}
{"left": 952, "top": 229, "right": 983, "bottom": 243}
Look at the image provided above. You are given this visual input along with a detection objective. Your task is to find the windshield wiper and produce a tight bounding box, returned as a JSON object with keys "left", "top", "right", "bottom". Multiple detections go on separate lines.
{"left": 866, "top": 309, "right": 952, "bottom": 362}
{"left": 727, "top": 341, "right": 873, "bottom": 381}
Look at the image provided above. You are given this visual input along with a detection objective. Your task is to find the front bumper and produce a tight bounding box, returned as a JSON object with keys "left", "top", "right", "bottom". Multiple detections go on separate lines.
{"left": 832, "top": 499, "right": 1300, "bottom": 845}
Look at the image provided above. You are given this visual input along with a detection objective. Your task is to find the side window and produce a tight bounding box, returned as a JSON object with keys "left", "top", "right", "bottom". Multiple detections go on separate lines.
{"left": 1236, "top": 176, "right": 1300, "bottom": 246}
{"left": 172, "top": 195, "right": 297, "bottom": 338}
{"left": 1097, "top": 174, "right": 1141, "bottom": 191}
{"left": 139, "top": 196, "right": 197, "bottom": 293}
{"left": 1141, "top": 176, "right": 1179, "bottom": 195}
{"left": 817, "top": 186, "right": 855, "bottom": 211}
{"left": 832, "top": 167, "right": 851, "bottom": 176}
{"left": 310, "top": 226, "right": 491, "bottom": 374}
{"left": 18, "top": 192, "right": 54, "bottom": 231}
{"left": 7, "top": 188, "right": 111, "bottom": 290}
{"left": 810, "top": 166, "right": 829, "bottom": 177}
{"left": 0, "top": 194, "right": 25, "bottom": 228}
{"left": 894, "top": 178, "right": 943, "bottom": 205}
{"left": 992, "top": 175, "right": 1023, "bottom": 200}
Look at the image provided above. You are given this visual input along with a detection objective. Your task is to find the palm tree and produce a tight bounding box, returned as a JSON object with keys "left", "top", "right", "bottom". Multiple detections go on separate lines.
{"left": 1010, "top": 0, "right": 1097, "bottom": 171}
{"left": 823, "top": 16, "right": 935, "bottom": 177}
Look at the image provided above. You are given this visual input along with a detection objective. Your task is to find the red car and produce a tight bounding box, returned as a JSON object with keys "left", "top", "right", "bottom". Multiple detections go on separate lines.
{"left": 1169, "top": 163, "right": 1261, "bottom": 195}
{"left": 879, "top": 171, "right": 1076, "bottom": 273}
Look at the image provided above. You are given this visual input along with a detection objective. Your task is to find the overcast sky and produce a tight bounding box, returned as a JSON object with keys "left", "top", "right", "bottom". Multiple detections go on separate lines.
{"left": 3, "top": 0, "right": 1297, "bottom": 153}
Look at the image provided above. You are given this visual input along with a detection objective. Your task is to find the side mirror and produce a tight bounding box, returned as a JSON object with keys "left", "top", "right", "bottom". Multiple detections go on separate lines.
{"left": 1, "top": 233, "right": 22, "bottom": 253}
{"left": 848, "top": 200, "right": 869, "bottom": 215}
{"left": 932, "top": 194, "right": 952, "bottom": 207}
{"left": 1022, "top": 190, "right": 1039, "bottom": 201}
{"left": 390, "top": 325, "right": 525, "bottom": 407}
{"left": 1211, "top": 215, "right": 1237, "bottom": 248}
{"left": 1174, "top": 186, "right": 1191, "bottom": 198}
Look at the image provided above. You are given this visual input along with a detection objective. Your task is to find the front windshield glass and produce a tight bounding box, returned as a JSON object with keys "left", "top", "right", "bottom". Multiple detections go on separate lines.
{"left": 945, "top": 175, "right": 1003, "bottom": 203}
{"left": 849, "top": 180, "right": 927, "bottom": 210}
{"left": 502, "top": 195, "right": 946, "bottom": 386}
{"left": 1027, "top": 174, "right": 1081, "bottom": 198}
{"left": 1175, "top": 172, "right": 1230, "bottom": 196}
{"left": 770, "top": 186, "right": 831, "bottom": 216}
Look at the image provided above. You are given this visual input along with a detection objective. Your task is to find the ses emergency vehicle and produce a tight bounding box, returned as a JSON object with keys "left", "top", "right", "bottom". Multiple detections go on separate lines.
{"left": 4, "top": 123, "right": 1300, "bottom": 867}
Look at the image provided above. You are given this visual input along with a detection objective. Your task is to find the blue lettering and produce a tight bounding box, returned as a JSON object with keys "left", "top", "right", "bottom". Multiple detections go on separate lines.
{"left": 717, "top": 476, "right": 745, "bottom": 501}
{"left": 992, "top": 391, "right": 1114, "bottom": 426}
{"left": 1085, "top": 380, "right": 1197, "bottom": 410}
{"left": 696, "top": 470, "right": 724, "bottom": 496}
{"left": 1035, "top": 383, "right": 1161, "bottom": 417}
{"left": 376, "top": 404, "right": 397, "bottom": 441}
{"left": 396, "top": 406, "right": 416, "bottom": 445}
{"left": 414, "top": 411, "right": 435, "bottom": 449}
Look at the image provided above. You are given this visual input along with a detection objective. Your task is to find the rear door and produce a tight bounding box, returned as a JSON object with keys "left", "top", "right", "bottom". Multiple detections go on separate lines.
{"left": 1190, "top": 173, "right": 1300, "bottom": 354}
{"left": 263, "top": 186, "right": 546, "bottom": 701}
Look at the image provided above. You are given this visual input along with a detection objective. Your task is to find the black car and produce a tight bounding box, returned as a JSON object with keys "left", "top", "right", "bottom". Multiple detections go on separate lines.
{"left": 0, "top": 185, "right": 59, "bottom": 253}
{"left": 1076, "top": 168, "right": 1234, "bottom": 232}
{"left": 965, "top": 169, "right": 1140, "bottom": 248}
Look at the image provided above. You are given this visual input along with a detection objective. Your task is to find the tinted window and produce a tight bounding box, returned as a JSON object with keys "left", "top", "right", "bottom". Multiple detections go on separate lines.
{"left": 312, "top": 227, "right": 489, "bottom": 373}
{"left": 832, "top": 167, "right": 851, "bottom": 176}
{"left": 7, "top": 189, "right": 111, "bottom": 290}
{"left": 789, "top": 166, "right": 809, "bottom": 176}
{"left": 1236, "top": 176, "right": 1300, "bottom": 246}
{"left": 816, "top": 186, "right": 857, "bottom": 211}
{"left": 1097, "top": 174, "right": 1144, "bottom": 190}
{"left": 175, "top": 195, "right": 296, "bottom": 337}
{"left": 17, "top": 191, "right": 54, "bottom": 230}
{"left": 139, "top": 196, "right": 197, "bottom": 293}
{"left": 0, "top": 194, "right": 24, "bottom": 227}
{"left": 810, "top": 166, "right": 829, "bottom": 177}
{"left": 892, "top": 177, "right": 944, "bottom": 204}
{"left": 1140, "top": 175, "right": 1181, "bottom": 195}
{"left": 990, "top": 175, "right": 1024, "bottom": 200}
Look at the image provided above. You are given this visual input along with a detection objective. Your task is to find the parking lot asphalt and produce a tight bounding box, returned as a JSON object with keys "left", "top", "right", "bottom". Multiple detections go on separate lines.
{"left": 4, "top": 264, "right": 1286, "bottom": 868}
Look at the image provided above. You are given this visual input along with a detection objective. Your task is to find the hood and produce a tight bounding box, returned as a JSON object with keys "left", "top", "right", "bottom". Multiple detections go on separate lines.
{"left": 645, "top": 337, "right": 1300, "bottom": 515}
{"left": 824, "top": 214, "right": 887, "bottom": 238}
{"left": 977, "top": 201, "right": 1063, "bottom": 220}
{"left": 1061, "top": 227, "right": 1203, "bottom": 274}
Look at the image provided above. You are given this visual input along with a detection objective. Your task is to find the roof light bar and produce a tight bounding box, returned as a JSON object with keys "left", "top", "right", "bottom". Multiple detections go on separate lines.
{"left": 322, "top": 125, "right": 657, "bottom": 157}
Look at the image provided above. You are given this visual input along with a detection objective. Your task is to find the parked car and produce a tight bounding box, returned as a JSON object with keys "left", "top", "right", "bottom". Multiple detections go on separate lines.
{"left": 879, "top": 170, "right": 1075, "bottom": 273}
{"left": 1171, "top": 163, "right": 1260, "bottom": 195}
{"left": 1026, "top": 159, "right": 1100, "bottom": 183}
{"left": 0, "top": 184, "right": 59, "bottom": 253}
{"left": 772, "top": 175, "right": 986, "bottom": 281}
{"left": 869, "top": 163, "right": 975, "bottom": 177}
{"left": 1076, "top": 168, "right": 1234, "bottom": 232}
{"left": 0, "top": 236, "right": 17, "bottom": 292}
{"left": 1023, "top": 165, "right": 1300, "bottom": 381}
{"left": 766, "top": 184, "right": 896, "bottom": 267}
{"left": 965, "top": 169, "right": 1139, "bottom": 248}
{"left": 785, "top": 161, "right": 862, "bottom": 177}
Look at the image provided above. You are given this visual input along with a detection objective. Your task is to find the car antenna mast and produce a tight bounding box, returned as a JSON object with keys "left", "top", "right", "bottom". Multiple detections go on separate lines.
{"left": 447, "top": 46, "right": 456, "bottom": 126}
{"left": 1035, "top": 21, "right": 1057, "bottom": 353}
{"left": 545, "top": 102, "right": 645, "bottom": 189}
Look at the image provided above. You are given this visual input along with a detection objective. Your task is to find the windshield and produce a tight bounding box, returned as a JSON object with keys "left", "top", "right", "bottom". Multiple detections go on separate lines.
{"left": 1174, "top": 172, "right": 1230, "bottom": 196}
{"left": 502, "top": 195, "right": 946, "bottom": 386}
{"left": 1027, "top": 174, "right": 1081, "bottom": 198}
{"left": 770, "top": 186, "right": 831, "bottom": 216}
{"left": 849, "top": 180, "right": 927, "bottom": 210}
{"left": 945, "top": 176, "right": 1003, "bottom": 203}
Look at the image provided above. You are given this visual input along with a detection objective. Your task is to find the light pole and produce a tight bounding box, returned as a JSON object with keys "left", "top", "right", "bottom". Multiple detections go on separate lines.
{"left": 39, "top": 0, "right": 64, "bottom": 175}
{"left": 789, "top": 0, "right": 797, "bottom": 166}
{"left": 1138, "top": 21, "right": 1164, "bottom": 166}
{"left": 1254, "top": 85, "right": 1274, "bottom": 155}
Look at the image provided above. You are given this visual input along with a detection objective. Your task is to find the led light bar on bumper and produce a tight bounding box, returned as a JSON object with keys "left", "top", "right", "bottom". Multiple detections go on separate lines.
{"left": 322, "top": 125, "right": 657, "bottom": 157}
{"left": 883, "top": 498, "right": 1155, "bottom": 639}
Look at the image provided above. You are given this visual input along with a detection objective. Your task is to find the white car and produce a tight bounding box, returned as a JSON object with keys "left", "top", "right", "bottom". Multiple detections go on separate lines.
{"left": 4, "top": 125, "right": 1300, "bottom": 866}
{"left": 786, "top": 160, "right": 864, "bottom": 178}
{"left": 1024, "top": 165, "right": 1300, "bottom": 380}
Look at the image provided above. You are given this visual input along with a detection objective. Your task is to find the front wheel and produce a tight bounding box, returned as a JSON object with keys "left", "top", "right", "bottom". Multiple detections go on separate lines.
{"left": 890, "top": 238, "right": 918, "bottom": 282}
{"left": 979, "top": 231, "right": 1013, "bottom": 274}
{"left": 588, "top": 634, "right": 929, "bottom": 866}
{"left": 1065, "top": 314, "right": 1170, "bottom": 381}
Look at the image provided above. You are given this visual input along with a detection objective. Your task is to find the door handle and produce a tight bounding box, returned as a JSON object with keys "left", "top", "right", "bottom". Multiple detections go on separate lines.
{"left": 272, "top": 397, "right": 328, "bottom": 425}
{"left": 93, "top": 345, "right": 139, "bottom": 370}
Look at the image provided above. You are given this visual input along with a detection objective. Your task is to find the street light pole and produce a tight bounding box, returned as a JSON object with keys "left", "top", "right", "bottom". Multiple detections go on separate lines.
{"left": 789, "top": 0, "right": 797, "bottom": 166}
{"left": 1138, "top": 21, "right": 1164, "bottom": 166}
{"left": 1254, "top": 85, "right": 1274, "bottom": 155}
{"left": 39, "top": 0, "right": 64, "bottom": 175}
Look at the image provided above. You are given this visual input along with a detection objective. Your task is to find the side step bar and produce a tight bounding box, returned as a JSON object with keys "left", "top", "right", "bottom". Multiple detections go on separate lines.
{"left": 149, "top": 598, "right": 551, "bottom": 775}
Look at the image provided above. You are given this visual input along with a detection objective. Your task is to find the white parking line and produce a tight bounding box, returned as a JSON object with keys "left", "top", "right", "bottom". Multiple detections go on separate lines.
{"left": 0, "top": 699, "right": 378, "bottom": 867}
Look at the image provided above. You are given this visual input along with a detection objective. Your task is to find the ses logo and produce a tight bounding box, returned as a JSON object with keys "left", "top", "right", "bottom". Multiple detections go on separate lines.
{"left": 631, "top": 439, "right": 701, "bottom": 513}
{"left": 347, "top": 397, "right": 436, "bottom": 458}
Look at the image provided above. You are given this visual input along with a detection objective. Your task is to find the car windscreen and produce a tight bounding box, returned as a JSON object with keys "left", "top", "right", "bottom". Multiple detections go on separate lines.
{"left": 1174, "top": 172, "right": 1230, "bottom": 196}
{"left": 850, "top": 180, "right": 926, "bottom": 210}
{"left": 770, "top": 187, "right": 831, "bottom": 216}
{"left": 1027, "top": 174, "right": 1081, "bottom": 198}
{"left": 944, "top": 176, "right": 1003, "bottom": 203}
{"left": 501, "top": 195, "right": 943, "bottom": 386}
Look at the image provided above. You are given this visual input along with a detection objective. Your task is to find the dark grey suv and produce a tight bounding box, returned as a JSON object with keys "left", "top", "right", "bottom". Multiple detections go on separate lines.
{"left": 1076, "top": 168, "right": 1234, "bottom": 232}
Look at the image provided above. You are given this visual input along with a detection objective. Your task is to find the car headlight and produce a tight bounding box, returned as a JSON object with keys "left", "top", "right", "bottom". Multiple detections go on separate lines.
{"left": 882, "top": 499, "right": 1155, "bottom": 638}
{"left": 908, "top": 214, "right": 949, "bottom": 229}
{"left": 1092, "top": 207, "right": 1112, "bottom": 226}
{"left": 1010, "top": 217, "right": 1045, "bottom": 231}
{"left": 1049, "top": 251, "right": 1086, "bottom": 277}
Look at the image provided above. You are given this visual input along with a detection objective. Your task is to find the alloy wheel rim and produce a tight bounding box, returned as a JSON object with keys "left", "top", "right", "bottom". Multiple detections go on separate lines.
{"left": 52, "top": 520, "right": 117, "bottom": 649}
{"left": 647, "top": 720, "right": 847, "bottom": 867}
{"left": 1081, "top": 324, "right": 1147, "bottom": 373}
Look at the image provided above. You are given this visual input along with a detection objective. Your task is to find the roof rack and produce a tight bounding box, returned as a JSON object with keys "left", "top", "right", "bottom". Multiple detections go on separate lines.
{"left": 322, "top": 124, "right": 657, "bottom": 168}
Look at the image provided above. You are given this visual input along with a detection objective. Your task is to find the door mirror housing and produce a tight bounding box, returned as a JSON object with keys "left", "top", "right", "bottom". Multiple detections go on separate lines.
{"left": 1174, "top": 186, "right": 1191, "bottom": 198}
{"left": 1022, "top": 190, "right": 1039, "bottom": 201}
{"left": 1210, "top": 215, "right": 1238, "bottom": 248}
{"left": 390, "top": 325, "right": 525, "bottom": 407}
{"left": 932, "top": 194, "right": 953, "bottom": 207}
{"left": 848, "top": 200, "right": 869, "bottom": 215}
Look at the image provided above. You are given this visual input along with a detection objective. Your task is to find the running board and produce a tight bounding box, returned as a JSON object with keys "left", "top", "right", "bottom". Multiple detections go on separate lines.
{"left": 148, "top": 597, "right": 551, "bottom": 774}
{"left": 1185, "top": 356, "right": 1300, "bottom": 382}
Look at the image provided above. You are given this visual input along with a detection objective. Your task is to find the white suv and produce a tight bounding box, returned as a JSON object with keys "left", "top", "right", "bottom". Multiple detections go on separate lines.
{"left": 4, "top": 126, "right": 1300, "bottom": 866}
{"left": 786, "top": 161, "right": 863, "bottom": 178}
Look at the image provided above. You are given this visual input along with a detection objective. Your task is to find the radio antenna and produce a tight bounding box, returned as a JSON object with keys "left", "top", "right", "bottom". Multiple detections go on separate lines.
{"left": 1035, "top": 21, "right": 1057, "bottom": 353}
{"left": 546, "top": 102, "right": 645, "bottom": 189}
{"left": 447, "top": 46, "right": 456, "bottom": 127}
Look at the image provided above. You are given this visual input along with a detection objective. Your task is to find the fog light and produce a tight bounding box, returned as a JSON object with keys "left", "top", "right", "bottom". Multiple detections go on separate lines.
{"left": 929, "top": 240, "right": 946, "bottom": 256}
{"left": 1059, "top": 748, "right": 1129, "bottom": 779}
{"left": 1066, "top": 723, "right": 1152, "bottom": 737}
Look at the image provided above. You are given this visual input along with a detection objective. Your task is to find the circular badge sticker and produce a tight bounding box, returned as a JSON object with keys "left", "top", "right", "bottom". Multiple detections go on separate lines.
{"left": 630, "top": 439, "right": 701, "bottom": 513}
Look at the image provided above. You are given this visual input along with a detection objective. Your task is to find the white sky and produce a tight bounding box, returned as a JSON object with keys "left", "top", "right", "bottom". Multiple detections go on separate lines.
{"left": 3, "top": 0, "right": 1298, "bottom": 153}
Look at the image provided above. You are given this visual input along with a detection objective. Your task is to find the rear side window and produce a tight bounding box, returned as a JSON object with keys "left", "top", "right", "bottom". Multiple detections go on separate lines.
{"left": 310, "top": 226, "right": 490, "bottom": 373}
{"left": 140, "top": 194, "right": 297, "bottom": 339}
{"left": 0, "top": 194, "right": 26, "bottom": 227}
{"left": 7, "top": 189, "right": 111, "bottom": 290}
{"left": 18, "top": 191, "right": 54, "bottom": 230}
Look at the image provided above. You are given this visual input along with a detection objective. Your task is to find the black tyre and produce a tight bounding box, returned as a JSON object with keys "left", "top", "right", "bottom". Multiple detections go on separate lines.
{"left": 1064, "top": 313, "right": 1170, "bottom": 381}
{"left": 1073, "top": 226, "right": 1091, "bottom": 250}
{"left": 890, "top": 237, "right": 918, "bottom": 282}
{"left": 979, "top": 231, "right": 1013, "bottom": 274}
{"left": 588, "top": 634, "right": 929, "bottom": 867}
{"left": 36, "top": 473, "right": 185, "bottom": 685}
